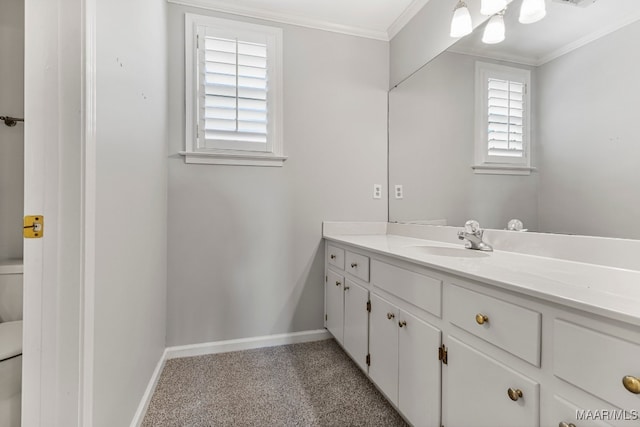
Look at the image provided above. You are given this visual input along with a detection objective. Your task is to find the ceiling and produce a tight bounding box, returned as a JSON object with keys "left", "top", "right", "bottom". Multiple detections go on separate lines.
{"left": 450, "top": 0, "right": 640, "bottom": 65}
{"left": 171, "top": 0, "right": 430, "bottom": 40}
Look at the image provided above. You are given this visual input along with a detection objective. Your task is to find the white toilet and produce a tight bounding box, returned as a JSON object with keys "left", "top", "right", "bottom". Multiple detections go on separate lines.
{"left": 0, "top": 260, "right": 23, "bottom": 427}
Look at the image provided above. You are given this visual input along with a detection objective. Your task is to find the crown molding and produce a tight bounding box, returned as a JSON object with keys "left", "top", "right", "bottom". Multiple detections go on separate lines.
{"left": 387, "top": 0, "right": 431, "bottom": 40}
{"left": 168, "top": 0, "right": 390, "bottom": 41}
{"left": 537, "top": 13, "right": 640, "bottom": 66}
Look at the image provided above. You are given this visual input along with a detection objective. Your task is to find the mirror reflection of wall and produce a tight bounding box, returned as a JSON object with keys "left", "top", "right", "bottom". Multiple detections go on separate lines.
{"left": 389, "top": 0, "right": 640, "bottom": 239}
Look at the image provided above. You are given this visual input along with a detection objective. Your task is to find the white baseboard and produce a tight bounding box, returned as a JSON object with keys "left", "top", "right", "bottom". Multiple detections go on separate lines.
{"left": 130, "top": 329, "right": 331, "bottom": 425}
{"left": 165, "top": 329, "right": 331, "bottom": 360}
{"left": 129, "top": 349, "right": 167, "bottom": 427}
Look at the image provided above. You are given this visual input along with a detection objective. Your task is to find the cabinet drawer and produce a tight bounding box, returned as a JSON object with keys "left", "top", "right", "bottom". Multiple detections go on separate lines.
{"left": 371, "top": 260, "right": 442, "bottom": 317}
{"left": 447, "top": 284, "right": 541, "bottom": 366}
{"left": 345, "top": 251, "right": 370, "bottom": 282}
{"left": 553, "top": 319, "right": 640, "bottom": 411}
{"left": 446, "top": 336, "right": 539, "bottom": 427}
{"left": 551, "top": 395, "right": 613, "bottom": 427}
{"left": 327, "top": 244, "right": 345, "bottom": 270}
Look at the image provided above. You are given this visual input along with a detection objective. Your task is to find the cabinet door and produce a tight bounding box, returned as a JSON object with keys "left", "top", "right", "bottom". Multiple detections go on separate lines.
{"left": 326, "top": 269, "right": 344, "bottom": 344}
{"left": 445, "top": 336, "right": 539, "bottom": 427}
{"left": 398, "top": 310, "right": 441, "bottom": 427}
{"left": 343, "top": 279, "right": 369, "bottom": 372}
{"left": 369, "top": 293, "right": 399, "bottom": 405}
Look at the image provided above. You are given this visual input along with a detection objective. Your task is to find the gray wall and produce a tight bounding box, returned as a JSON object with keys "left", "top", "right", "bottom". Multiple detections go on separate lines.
{"left": 390, "top": 0, "right": 488, "bottom": 88}
{"left": 0, "top": 0, "right": 24, "bottom": 261}
{"left": 93, "top": 0, "right": 168, "bottom": 425}
{"left": 537, "top": 20, "right": 640, "bottom": 239}
{"left": 167, "top": 5, "right": 389, "bottom": 346}
{"left": 389, "top": 51, "right": 539, "bottom": 230}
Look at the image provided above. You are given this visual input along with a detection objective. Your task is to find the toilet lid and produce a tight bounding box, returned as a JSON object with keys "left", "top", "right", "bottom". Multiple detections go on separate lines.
{"left": 0, "top": 320, "right": 22, "bottom": 361}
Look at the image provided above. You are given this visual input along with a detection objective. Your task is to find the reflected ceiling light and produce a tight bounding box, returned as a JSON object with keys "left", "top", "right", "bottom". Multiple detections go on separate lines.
{"left": 481, "top": 0, "right": 508, "bottom": 16}
{"left": 450, "top": 1, "right": 473, "bottom": 37}
{"left": 482, "top": 12, "right": 506, "bottom": 44}
{"left": 519, "top": 0, "right": 547, "bottom": 24}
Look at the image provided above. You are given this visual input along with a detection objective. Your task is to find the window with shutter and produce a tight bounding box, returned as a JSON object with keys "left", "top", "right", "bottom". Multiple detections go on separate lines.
{"left": 183, "top": 14, "right": 285, "bottom": 166}
{"left": 474, "top": 62, "right": 532, "bottom": 175}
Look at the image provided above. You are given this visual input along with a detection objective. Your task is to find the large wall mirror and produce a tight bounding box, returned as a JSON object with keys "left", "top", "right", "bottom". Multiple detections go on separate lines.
{"left": 389, "top": 0, "right": 640, "bottom": 239}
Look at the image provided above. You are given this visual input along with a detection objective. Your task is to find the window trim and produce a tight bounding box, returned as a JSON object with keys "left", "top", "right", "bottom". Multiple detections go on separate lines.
{"left": 474, "top": 62, "right": 532, "bottom": 175}
{"left": 182, "top": 14, "right": 286, "bottom": 167}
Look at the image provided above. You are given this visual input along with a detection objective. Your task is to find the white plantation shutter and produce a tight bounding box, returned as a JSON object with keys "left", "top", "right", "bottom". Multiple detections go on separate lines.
{"left": 184, "top": 15, "right": 284, "bottom": 165}
{"left": 198, "top": 30, "right": 270, "bottom": 151}
{"left": 487, "top": 78, "right": 524, "bottom": 158}
{"left": 474, "top": 62, "right": 531, "bottom": 171}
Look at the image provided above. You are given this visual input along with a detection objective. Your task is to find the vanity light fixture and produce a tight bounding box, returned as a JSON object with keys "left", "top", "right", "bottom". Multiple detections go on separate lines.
{"left": 450, "top": 1, "right": 473, "bottom": 37}
{"left": 519, "top": 0, "right": 547, "bottom": 24}
{"left": 482, "top": 11, "right": 506, "bottom": 44}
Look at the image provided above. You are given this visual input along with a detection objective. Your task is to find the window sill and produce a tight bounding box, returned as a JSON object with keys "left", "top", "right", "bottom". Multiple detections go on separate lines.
{"left": 180, "top": 151, "right": 287, "bottom": 167}
{"left": 472, "top": 164, "right": 536, "bottom": 176}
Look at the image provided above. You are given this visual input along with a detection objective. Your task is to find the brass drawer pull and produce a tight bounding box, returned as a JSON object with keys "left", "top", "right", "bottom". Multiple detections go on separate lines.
{"left": 559, "top": 422, "right": 576, "bottom": 427}
{"left": 335, "top": 281, "right": 341, "bottom": 287}
{"left": 398, "top": 320, "right": 407, "bottom": 328}
{"left": 622, "top": 375, "right": 640, "bottom": 394}
{"left": 507, "top": 388, "right": 523, "bottom": 401}
{"left": 387, "top": 312, "right": 395, "bottom": 320}
{"left": 475, "top": 313, "right": 489, "bottom": 325}
{"left": 330, "top": 254, "right": 336, "bottom": 259}
{"left": 351, "top": 262, "right": 358, "bottom": 268}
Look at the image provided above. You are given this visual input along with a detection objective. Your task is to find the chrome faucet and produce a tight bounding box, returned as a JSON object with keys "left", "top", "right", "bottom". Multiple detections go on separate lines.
{"left": 458, "top": 220, "right": 493, "bottom": 252}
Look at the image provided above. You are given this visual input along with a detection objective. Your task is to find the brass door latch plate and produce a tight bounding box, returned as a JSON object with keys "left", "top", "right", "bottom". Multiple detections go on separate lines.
{"left": 24, "top": 215, "right": 44, "bottom": 238}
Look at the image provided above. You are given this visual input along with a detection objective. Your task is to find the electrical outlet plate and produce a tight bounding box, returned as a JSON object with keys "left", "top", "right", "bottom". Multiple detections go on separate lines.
{"left": 373, "top": 184, "right": 382, "bottom": 199}
{"left": 394, "top": 185, "right": 403, "bottom": 199}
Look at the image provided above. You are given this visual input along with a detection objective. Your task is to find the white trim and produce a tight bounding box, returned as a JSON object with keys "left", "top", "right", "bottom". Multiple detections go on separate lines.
{"left": 387, "top": 0, "right": 431, "bottom": 40}
{"left": 180, "top": 150, "right": 287, "bottom": 166}
{"left": 471, "top": 165, "right": 536, "bottom": 175}
{"left": 165, "top": 329, "right": 331, "bottom": 360}
{"left": 538, "top": 13, "right": 640, "bottom": 66}
{"left": 168, "top": 0, "right": 389, "bottom": 41}
{"left": 129, "top": 351, "right": 168, "bottom": 427}
{"left": 80, "top": 0, "right": 97, "bottom": 424}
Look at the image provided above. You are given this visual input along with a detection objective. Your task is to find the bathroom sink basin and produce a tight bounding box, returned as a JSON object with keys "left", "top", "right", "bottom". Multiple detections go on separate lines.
{"left": 407, "top": 246, "right": 490, "bottom": 258}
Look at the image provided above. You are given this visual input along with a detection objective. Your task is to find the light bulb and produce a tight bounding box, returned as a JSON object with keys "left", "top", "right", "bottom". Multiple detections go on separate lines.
{"left": 480, "top": 0, "right": 508, "bottom": 16}
{"left": 482, "top": 13, "right": 505, "bottom": 44}
{"left": 450, "top": 1, "right": 473, "bottom": 38}
{"left": 519, "top": 0, "right": 546, "bottom": 24}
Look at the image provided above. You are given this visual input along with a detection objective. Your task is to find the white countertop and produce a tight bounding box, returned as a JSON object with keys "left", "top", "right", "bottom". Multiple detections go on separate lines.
{"left": 324, "top": 233, "right": 640, "bottom": 327}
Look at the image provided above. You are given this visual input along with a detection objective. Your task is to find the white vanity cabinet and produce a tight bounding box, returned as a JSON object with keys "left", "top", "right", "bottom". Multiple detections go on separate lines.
{"left": 324, "top": 245, "right": 371, "bottom": 372}
{"left": 444, "top": 336, "right": 540, "bottom": 427}
{"left": 369, "top": 293, "right": 442, "bottom": 427}
{"left": 324, "top": 238, "right": 640, "bottom": 427}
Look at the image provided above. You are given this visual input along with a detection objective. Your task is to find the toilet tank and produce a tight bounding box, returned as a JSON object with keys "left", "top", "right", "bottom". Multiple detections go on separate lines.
{"left": 0, "top": 260, "right": 23, "bottom": 322}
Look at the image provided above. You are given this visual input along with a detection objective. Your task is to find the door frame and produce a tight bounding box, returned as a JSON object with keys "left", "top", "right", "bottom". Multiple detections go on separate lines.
{"left": 23, "top": 0, "right": 96, "bottom": 425}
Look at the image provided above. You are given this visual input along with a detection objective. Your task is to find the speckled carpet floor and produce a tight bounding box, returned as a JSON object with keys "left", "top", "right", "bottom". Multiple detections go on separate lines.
{"left": 142, "top": 339, "right": 408, "bottom": 426}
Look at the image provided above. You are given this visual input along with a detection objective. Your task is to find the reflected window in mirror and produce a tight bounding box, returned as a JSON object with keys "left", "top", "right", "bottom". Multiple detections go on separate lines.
{"left": 473, "top": 62, "right": 532, "bottom": 175}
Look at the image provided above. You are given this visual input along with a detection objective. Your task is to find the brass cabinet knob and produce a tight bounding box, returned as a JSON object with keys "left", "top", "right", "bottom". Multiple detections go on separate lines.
{"left": 335, "top": 281, "right": 341, "bottom": 287}
{"left": 330, "top": 254, "right": 336, "bottom": 259}
{"left": 351, "top": 262, "right": 358, "bottom": 268}
{"left": 398, "top": 320, "right": 407, "bottom": 328}
{"left": 387, "top": 312, "right": 395, "bottom": 320}
{"left": 475, "top": 313, "right": 489, "bottom": 325}
{"left": 622, "top": 375, "right": 640, "bottom": 394}
{"left": 507, "top": 388, "right": 523, "bottom": 401}
{"left": 559, "top": 422, "right": 576, "bottom": 427}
